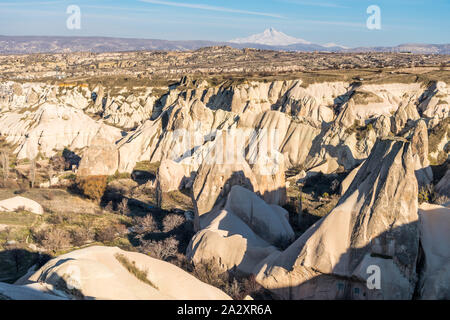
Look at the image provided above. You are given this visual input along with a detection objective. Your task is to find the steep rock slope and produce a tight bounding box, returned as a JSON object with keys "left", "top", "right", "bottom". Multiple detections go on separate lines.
{"left": 255, "top": 138, "right": 420, "bottom": 299}
{"left": 417, "top": 202, "right": 450, "bottom": 299}
{"left": 1, "top": 79, "right": 447, "bottom": 181}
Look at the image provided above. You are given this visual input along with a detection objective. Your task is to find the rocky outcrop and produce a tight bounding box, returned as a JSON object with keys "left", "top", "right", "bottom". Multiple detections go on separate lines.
{"left": 3, "top": 80, "right": 445, "bottom": 178}
{"left": 418, "top": 81, "right": 450, "bottom": 119}
{"left": 410, "top": 120, "right": 433, "bottom": 187}
{"left": 192, "top": 144, "right": 259, "bottom": 217}
{"left": 0, "top": 103, "right": 122, "bottom": 160}
{"left": 373, "top": 115, "right": 392, "bottom": 137}
{"left": 239, "top": 109, "right": 320, "bottom": 170}
{"left": 117, "top": 99, "right": 236, "bottom": 173}
{"left": 23, "top": 246, "right": 231, "bottom": 300}
{"left": 190, "top": 122, "right": 290, "bottom": 215}
{"left": 417, "top": 203, "right": 450, "bottom": 299}
{"left": 187, "top": 186, "right": 293, "bottom": 275}
{"left": 156, "top": 159, "right": 194, "bottom": 193}
{"left": 77, "top": 127, "right": 120, "bottom": 176}
{"left": 255, "top": 138, "right": 420, "bottom": 300}
{"left": 350, "top": 83, "right": 422, "bottom": 122}
{"left": 275, "top": 81, "right": 348, "bottom": 123}
{"left": 304, "top": 120, "right": 374, "bottom": 172}
{"left": 339, "top": 161, "right": 364, "bottom": 195}
{"left": 391, "top": 97, "right": 420, "bottom": 134}
{"left": 306, "top": 85, "right": 422, "bottom": 172}
{"left": 251, "top": 151, "right": 287, "bottom": 206}
{"left": 279, "top": 120, "right": 321, "bottom": 168}
{"left": 117, "top": 117, "right": 163, "bottom": 172}
{"left": 0, "top": 196, "right": 43, "bottom": 214}
{"left": 0, "top": 81, "right": 165, "bottom": 130}
{"left": 435, "top": 169, "right": 450, "bottom": 198}
{"left": 224, "top": 186, "right": 294, "bottom": 245}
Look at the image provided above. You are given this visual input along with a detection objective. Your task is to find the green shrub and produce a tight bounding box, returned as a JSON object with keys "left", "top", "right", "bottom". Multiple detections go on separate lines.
{"left": 418, "top": 185, "right": 433, "bottom": 204}
{"left": 62, "top": 173, "right": 77, "bottom": 181}
{"left": 107, "top": 171, "right": 131, "bottom": 184}
{"left": 133, "top": 161, "right": 160, "bottom": 176}
{"left": 345, "top": 120, "right": 374, "bottom": 141}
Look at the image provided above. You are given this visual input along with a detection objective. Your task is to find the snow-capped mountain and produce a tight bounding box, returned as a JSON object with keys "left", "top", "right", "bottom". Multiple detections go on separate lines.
{"left": 230, "top": 28, "right": 311, "bottom": 46}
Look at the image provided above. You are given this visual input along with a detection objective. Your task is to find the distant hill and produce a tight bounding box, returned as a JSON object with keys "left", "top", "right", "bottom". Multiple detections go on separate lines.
{"left": 0, "top": 36, "right": 223, "bottom": 54}
{"left": 0, "top": 35, "right": 448, "bottom": 55}
{"left": 346, "top": 43, "right": 450, "bottom": 55}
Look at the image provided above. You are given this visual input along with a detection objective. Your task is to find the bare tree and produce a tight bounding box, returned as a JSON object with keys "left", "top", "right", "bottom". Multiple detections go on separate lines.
{"left": 190, "top": 191, "right": 200, "bottom": 233}
{"left": 0, "top": 151, "right": 8, "bottom": 182}
{"left": 139, "top": 237, "right": 179, "bottom": 261}
{"left": 47, "top": 164, "right": 54, "bottom": 186}
{"left": 10, "top": 247, "right": 23, "bottom": 273}
{"left": 162, "top": 213, "right": 185, "bottom": 233}
{"left": 117, "top": 198, "right": 131, "bottom": 215}
{"left": 30, "top": 158, "right": 36, "bottom": 188}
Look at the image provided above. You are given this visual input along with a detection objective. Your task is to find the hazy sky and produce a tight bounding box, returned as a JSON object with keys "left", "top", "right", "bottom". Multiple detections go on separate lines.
{"left": 0, "top": 0, "right": 448, "bottom": 47}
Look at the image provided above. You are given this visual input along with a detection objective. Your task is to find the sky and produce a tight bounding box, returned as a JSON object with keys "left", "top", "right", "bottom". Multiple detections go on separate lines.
{"left": 0, "top": 0, "right": 448, "bottom": 47}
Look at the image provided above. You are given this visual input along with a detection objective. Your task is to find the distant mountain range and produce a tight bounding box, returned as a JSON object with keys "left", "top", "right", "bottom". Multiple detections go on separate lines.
{"left": 0, "top": 29, "right": 449, "bottom": 55}
{"left": 349, "top": 43, "right": 450, "bottom": 55}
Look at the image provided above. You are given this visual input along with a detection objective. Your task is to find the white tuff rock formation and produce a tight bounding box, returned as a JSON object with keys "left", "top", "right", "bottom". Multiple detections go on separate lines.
{"left": 20, "top": 246, "right": 231, "bottom": 300}
{"left": 255, "top": 138, "right": 420, "bottom": 299}
{"left": 187, "top": 186, "right": 293, "bottom": 275}
{"left": 0, "top": 196, "right": 43, "bottom": 215}
{"left": 0, "top": 103, "right": 122, "bottom": 160}
{"left": 417, "top": 202, "right": 450, "bottom": 299}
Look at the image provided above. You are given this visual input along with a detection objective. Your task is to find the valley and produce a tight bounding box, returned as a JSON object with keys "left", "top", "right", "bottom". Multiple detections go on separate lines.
{"left": 0, "top": 47, "right": 449, "bottom": 300}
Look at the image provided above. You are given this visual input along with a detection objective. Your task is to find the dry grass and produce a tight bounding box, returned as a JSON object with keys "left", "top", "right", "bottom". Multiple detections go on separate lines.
{"left": 159, "top": 190, "right": 193, "bottom": 211}
{"left": 351, "top": 91, "right": 383, "bottom": 105}
{"left": 133, "top": 161, "right": 160, "bottom": 176}
{"left": 114, "top": 253, "right": 158, "bottom": 289}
